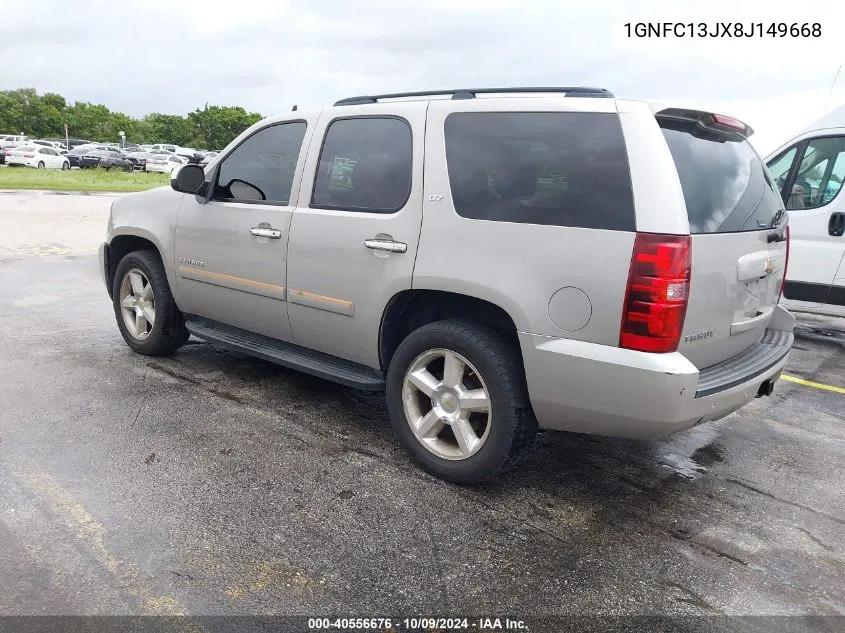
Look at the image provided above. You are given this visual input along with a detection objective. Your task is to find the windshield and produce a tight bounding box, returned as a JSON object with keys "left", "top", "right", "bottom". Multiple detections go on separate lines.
{"left": 660, "top": 119, "right": 784, "bottom": 233}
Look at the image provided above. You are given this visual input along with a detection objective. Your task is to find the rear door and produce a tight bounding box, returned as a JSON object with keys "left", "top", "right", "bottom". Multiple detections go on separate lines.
{"left": 658, "top": 111, "right": 788, "bottom": 369}
{"left": 285, "top": 102, "right": 426, "bottom": 368}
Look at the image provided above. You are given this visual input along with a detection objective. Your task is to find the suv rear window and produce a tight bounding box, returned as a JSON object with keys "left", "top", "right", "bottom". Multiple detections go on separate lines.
{"left": 660, "top": 120, "right": 784, "bottom": 233}
{"left": 444, "top": 112, "right": 636, "bottom": 230}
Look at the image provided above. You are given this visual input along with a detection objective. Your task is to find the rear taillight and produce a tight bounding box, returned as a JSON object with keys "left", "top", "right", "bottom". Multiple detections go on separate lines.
{"left": 620, "top": 233, "right": 692, "bottom": 353}
{"left": 780, "top": 225, "right": 790, "bottom": 299}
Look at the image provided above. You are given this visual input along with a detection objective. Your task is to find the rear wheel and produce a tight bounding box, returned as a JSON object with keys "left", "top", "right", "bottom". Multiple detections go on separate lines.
{"left": 61, "top": 161, "right": 69, "bottom": 170}
{"left": 37, "top": 161, "right": 45, "bottom": 169}
{"left": 386, "top": 319, "right": 536, "bottom": 484}
{"left": 112, "top": 250, "right": 189, "bottom": 356}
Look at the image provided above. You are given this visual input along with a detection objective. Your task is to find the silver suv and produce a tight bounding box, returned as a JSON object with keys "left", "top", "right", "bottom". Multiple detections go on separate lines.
{"left": 99, "top": 87, "right": 795, "bottom": 483}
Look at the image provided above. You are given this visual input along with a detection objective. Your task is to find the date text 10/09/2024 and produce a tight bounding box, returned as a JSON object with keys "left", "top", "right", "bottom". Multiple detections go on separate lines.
{"left": 625, "top": 22, "right": 821, "bottom": 38}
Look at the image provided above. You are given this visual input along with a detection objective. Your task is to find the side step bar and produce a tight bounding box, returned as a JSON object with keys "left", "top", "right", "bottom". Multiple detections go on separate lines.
{"left": 184, "top": 316, "right": 385, "bottom": 391}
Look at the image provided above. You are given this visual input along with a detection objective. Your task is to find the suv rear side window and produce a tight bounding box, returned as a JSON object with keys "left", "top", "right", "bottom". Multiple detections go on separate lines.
{"left": 444, "top": 112, "right": 635, "bottom": 230}
{"left": 660, "top": 120, "right": 784, "bottom": 233}
{"left": 311, "top": 117, "right": 412, "bottom": 213}
{"left": 214, "top": 121, "right": 307, "bottom": 205}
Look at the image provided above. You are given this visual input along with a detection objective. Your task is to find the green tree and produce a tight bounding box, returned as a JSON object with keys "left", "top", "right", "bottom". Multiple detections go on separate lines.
{"left": 144, "top": 113, "right": 195, "bottom": 145}
{"left": 0, "top": 92, "right": 27, "bottom": 134}
{"left": 188, "top": 105, "right": 262, "bottom": 150}
{"left": 0, "top": 88, "right": 263, "bottom": 146}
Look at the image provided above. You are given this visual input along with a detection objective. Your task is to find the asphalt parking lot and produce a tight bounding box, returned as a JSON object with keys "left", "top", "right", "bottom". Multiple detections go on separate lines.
{"left": 0, "top": 191, "right": 844, "bottom": 625}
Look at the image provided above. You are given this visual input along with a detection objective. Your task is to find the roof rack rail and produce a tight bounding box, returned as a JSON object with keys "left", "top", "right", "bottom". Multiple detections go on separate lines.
{"left": 334, "top": 87, "right": 614, "bottom": 106}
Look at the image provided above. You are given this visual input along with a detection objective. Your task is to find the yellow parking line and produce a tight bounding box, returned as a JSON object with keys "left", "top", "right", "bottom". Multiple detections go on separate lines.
{"left": 782, "top": 374, "right": 845, "bottom": 394}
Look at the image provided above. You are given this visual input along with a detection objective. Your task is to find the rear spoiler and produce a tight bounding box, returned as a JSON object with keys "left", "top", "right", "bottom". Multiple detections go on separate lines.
{"left": 654, "top": 107, "right": 754, "bottom": 138}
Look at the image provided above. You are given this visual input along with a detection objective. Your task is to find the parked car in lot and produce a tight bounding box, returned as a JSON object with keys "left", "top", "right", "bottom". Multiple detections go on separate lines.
{"left": 67, "top": 145, "right": 111, "bottom": 168}
{"left": 143, "top": 152, "right": 186, "bottom": 173}
{"left": 66, "top": 138, "right": 93, "bottom": 149}
{"left": 32, "top": 139, "right": 66, "bottom": 151}
{"left": 6, "top": 144, "right": 70, "bottom": 169}
{"left": 0, "top": 134, "right": 29, "bottom": 150}
{"left": 766, "top": 104, "right": 845, "bottom": 318}
{"left": 99, "top": 87, "right": 795, "bottom": 483}
{"left": 149, "top": 143, "right": 178, "bottom": 154}
{"left": 171, "top": 147, "right": 204, "bottom": 164}
{"left": 75, "top": 148, "right": 135, "bottom": 171}
{"left": 122, "top": 149, "right": 151, "bottom": 170}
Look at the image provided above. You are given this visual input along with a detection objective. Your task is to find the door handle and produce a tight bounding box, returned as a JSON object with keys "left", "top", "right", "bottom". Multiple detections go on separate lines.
{"left": 364, "top": 238, "right": 407, "bottom": 253}
{"left": 250, "top": 226, "right": 282, "bottom": 239}
{"left": 829, "top": 212, "right": 845, "bottom": 237}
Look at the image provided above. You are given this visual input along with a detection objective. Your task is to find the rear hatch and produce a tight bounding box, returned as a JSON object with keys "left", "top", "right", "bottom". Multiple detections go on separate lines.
{"left": 658, "top": 109, "right": 788, "bottom": 369}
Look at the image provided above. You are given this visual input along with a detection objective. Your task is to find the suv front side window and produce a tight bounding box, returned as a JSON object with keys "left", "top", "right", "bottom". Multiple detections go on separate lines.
{"left": 213, "top": 122, "right": 307, "bottom": 205}
{"left": 786, "top": 136, "right": 845, "bottom": 210}
{"left": 310, "top": 117, "right": 412, "bottom": 213}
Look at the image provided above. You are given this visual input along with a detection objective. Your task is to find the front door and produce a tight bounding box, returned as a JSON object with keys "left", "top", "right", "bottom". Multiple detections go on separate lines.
{"left": 285, "top": 103, "right": 427, "bottom": 368}
{"left": 768, "top": 135, "right": 845, "bottom": 308}
{"left": 174, "top": 118, "right": 313, "bottom": 341}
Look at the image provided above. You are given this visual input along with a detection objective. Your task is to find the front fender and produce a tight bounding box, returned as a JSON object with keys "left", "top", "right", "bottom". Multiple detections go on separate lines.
{"left": 106, "top": 186, "right": 185, "bottom": 305}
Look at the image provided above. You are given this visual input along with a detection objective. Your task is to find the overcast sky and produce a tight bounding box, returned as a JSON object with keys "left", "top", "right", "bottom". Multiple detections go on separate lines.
{"left": 1, "top": 0, "right": 844, "bottom": 154}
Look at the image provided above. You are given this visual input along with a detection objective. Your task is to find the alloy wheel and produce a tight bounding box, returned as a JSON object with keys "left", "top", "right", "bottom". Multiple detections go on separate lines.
{"left": 402, "top": 348, "right": 492, "bottom": 460}
{"left": 119, "top": 268, "right": 156, "bottom": 340}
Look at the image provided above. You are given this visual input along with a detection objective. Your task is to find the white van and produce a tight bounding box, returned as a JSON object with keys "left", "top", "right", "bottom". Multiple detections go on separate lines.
{"left": 766, "top": 104, "right": 845, "bottom": 317}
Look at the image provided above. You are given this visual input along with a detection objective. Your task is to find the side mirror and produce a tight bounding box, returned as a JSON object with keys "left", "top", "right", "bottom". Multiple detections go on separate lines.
{"left": 171, "top": 163, "right": 206, "bottom": 194}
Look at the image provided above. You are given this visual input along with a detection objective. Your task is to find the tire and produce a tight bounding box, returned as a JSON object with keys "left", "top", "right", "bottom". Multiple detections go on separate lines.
{"left": 61, "top": 161, "right": 69, "bottom": 170}
{"left": 112, "top": 250, "right": 189, "bottom": 356}
{"left": 125, "top": 163, "right": 134, "bottom": 173}
{"left": 37, "top": 161, "right": 45, "bottom": 169}
{"left": 386, "top": 319, "right": 536, "bottom": 484}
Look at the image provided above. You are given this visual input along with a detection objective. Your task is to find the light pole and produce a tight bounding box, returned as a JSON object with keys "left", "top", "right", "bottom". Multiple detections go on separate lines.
{"left": 119, "top": 130, "right": 126, "bottom": 148}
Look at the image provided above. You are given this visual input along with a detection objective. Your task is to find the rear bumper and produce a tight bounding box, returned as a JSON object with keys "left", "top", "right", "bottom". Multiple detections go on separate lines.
{"left": 520, "top": 306, "right": 795, "bottom": 439}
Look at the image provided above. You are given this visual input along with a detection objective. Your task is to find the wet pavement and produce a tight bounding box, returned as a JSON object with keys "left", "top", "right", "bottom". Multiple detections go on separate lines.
{"left": 0, "top": 192, "right": 843, "bottom": 623}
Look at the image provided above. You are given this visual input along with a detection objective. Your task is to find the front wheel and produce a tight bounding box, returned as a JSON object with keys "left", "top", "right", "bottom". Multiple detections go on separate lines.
{"left": 61, "top": 161, "right": 69, "bottom": 170}
{"left": 112, "top": 250, "right": 189, "bottom": 356}
{"left": 386, "top": 319, "right": 536, "bottom": 484}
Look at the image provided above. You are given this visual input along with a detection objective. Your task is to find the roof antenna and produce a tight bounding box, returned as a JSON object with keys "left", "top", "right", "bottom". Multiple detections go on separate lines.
{"left": 292, "top": 104, "right": 298, "bottom": 111}
{"left": 823, "top": 65, "right": 842, "bottom": 113}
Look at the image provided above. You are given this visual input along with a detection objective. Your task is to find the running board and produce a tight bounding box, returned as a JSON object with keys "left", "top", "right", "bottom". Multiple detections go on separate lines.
{"left": 184, "top": 316, "right": 385, "bottom": 391}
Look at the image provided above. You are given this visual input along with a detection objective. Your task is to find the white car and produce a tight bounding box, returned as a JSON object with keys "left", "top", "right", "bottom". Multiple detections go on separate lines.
{"left": 766, "top": 104, "right": 845, "bottom": 317}
{"left": 32, "top": 139, "right": 66, "bottom": 150}
{"left": 144, "top": 152, "right": 186, "bottom": 173}
{"left": 6, "top": 145, "right": 70, "bottom": 169}
{"left": 0, "top": 134, "right": 29, "bottom": 150}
